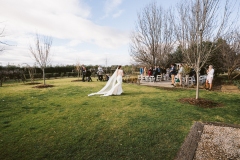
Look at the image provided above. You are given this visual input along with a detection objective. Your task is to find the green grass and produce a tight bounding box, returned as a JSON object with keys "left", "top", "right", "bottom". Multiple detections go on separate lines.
{"left": 0, "top": 78, "right": 240, "bottom": 160}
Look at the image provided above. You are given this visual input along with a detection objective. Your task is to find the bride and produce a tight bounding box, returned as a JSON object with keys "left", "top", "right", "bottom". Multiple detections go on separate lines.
{"left": 88, "top": 65, "right": 124, "bottom": 96}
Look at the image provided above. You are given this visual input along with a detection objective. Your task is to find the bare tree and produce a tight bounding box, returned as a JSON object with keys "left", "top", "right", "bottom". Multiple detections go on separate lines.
{"left": 221, "top": 31, "right": 240, "bottom": 80}
{"left": 75, "top": 59, "right": 81, "bottom": 80}
{"left": 22, "top": 63, "right": 36, "bottom": 83}
{"left": 29, "top": 34, "right": 52, "bottom": 85}
{"left": 130, "top": 2, "right": 175, "bottom": 68}
{"left": 174, "top": 0, "right": 237, "bottom": 99}
{"left": 0, "top": 26, "right": 8, "bottom": 52}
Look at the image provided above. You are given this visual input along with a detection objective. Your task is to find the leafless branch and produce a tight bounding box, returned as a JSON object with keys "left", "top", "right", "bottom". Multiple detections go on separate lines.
{"left": 130, "top": 2, "right": 175, "bottom": 68}
{"left": 29, "top": 33, "right": 52, "bottom": 85}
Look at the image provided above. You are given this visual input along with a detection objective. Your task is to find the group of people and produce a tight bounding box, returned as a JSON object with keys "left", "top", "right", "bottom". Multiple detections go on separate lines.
{"left": 140, "top": 66, "right": 161, "bottom": 82}
{"left": 169, "top": 63, "right": 214, "bottom": 91}
{"left": 88, "top": 64, "right": 215, "bottom": 97}
{"left": 81, "top": 65, "right": 92, "bottom": 82}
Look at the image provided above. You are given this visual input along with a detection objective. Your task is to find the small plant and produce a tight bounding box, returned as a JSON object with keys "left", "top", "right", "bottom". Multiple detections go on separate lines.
{"left": 233, "top": 80, "right": 240, "bottom": 89}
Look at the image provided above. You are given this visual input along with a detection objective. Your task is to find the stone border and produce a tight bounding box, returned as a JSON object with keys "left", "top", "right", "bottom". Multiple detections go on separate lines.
{"left": 174, "top": 121, "right": 240, "bottom": 160}
{"left": 174, "top": 122, "right": 204, "bottom": 160}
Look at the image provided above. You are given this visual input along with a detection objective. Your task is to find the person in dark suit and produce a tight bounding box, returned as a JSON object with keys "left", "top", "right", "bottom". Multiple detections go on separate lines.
{"left": 154, "top": 66, "right": 161, "bottom": 82}
{"left": 82, "top": 66, "right": 86, "bottom": 82}
{"left": 170, "top": 64, "right": 176, "bottom": 86}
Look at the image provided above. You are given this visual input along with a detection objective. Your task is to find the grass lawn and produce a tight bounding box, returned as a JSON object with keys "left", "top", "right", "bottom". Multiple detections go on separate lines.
{"left": 0, "top": 78, "right": 239, "bottom": 160}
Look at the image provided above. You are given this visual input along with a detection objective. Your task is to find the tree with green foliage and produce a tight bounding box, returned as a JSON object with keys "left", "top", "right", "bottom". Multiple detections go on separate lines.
{"left": 205, "top": 39, "right": 225, "bottom": 76}
{"left": 168, "top": 46, "right": 184, "bottom": 66}
{"left": 221, "top": 31, "right": 240, "bottom": 80}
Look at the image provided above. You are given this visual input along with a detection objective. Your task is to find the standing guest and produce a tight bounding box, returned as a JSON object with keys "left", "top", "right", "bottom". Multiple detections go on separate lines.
{"left": 140, "top": 67, "right": 144, "bottom": 81}
{"left": 97, "top": 65, "right": 104, "bottom": 81}
{"left": 170, "top": 64, "right": 176, "bottom": 86}
{"left": 148, "top": 67, "right": 153, "bottom": 77}
{"left": 81, "top": 65, "right": 85, "bottom": 81}
{"left": 82, "top": 66, "right": 86, "bottom": 82}
{"left": 154, "top": 66, "right": 160, "bottom": 82}
{"left": 178, "top": 64, "right": 184, "bottom": 86}
{"left": 143, "top": 67, "right": 147, "bottom": 76}
{"left": 205, "top": 65, "right": 214, "bottom": 91}
{"left": 152, "top": 66, "right": 156, "bottom": 78}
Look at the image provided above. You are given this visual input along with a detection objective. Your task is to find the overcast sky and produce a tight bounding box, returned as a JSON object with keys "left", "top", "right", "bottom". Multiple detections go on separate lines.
{"left": 2, "top": 0, "right": 239, "bottom": 68}
{"left": 0, "top": 0, "right": 181, "bottom": 67}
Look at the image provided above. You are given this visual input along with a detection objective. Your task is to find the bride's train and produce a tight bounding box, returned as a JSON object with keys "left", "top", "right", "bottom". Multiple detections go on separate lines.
{"left": 88, "top": 67, "right": 123, "bottom": 97}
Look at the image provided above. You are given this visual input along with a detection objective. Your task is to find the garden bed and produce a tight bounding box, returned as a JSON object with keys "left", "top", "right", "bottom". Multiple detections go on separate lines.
{"left": 178, "top": 98, "right": 223, "bottom": 108}
{"left": 32, "top": 84, "right": 54, "bottom": 88}
{"left": 23, "top": 82, "right": 41, "bottom": 85}
{"left": 71, "top": 79, "right": 82, "bottom": 82}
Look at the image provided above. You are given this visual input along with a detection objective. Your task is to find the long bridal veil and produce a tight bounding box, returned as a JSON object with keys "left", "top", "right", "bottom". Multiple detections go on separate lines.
{"left": 88, "top": 68, "right": 118, "bottom": 96}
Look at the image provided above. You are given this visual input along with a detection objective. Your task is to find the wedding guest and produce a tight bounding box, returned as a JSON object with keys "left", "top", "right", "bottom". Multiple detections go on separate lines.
{"left": 154, "top": 66, "right": 161, "bottom": 82}
{"left": 148, "top": 67, "right": 153, "bottom": 76}
{"left": 82, "top": 66, "right": 86, "bottom": 82}
{"left": 97, "top": 65, "right": 104, "bottom": 81}
{"left": 205, "top": 65, "right": 214, "bottom": 91}
{"left": 178, "top": 64, "right": 184, "bottom": 86}
{"left": 144, "top": 67, "right": 147, "bottom": 76}
{"left": 170, "top": 64, "right": 176, "bottom": 86}
{"left": 140, "top": 67, "right": 144, "bottom": 81}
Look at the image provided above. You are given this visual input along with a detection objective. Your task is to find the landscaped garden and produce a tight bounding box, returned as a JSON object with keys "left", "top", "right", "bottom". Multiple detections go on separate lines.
{"left": 0, "top": 78, "right": 239, "bottom": 159}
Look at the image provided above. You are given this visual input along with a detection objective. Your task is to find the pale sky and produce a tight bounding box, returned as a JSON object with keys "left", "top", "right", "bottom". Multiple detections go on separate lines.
{"left": 0, "top": 0, "right": 180, "bottom": 67}
{"left": 2, "top": 0, "right": 238, "bottom": 68}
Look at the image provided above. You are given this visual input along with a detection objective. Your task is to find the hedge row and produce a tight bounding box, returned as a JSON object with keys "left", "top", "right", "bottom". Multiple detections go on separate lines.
{"left": 24, "top": 72, "right": 79, "bottom": 79}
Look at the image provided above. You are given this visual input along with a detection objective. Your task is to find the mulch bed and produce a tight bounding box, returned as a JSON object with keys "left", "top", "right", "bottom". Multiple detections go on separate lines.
{"left": 23, "top": 82, "right": 41, "bottom": 85}
{"left": 71, "top": 79, "right": 82, "bottom": 82}
{"left": 178, "top": 98, "right": 223, "bottom": 108}
{"left": 32, "top": 84, "right": 54, "bottom": 88}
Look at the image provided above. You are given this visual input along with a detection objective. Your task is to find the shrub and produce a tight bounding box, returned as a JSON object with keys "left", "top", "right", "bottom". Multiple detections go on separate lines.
{"left": 33, "top": 73, "right": 42, "bottom": 78}
{"left": 66, "top": 72, "right": 73, "bottom": 77}
{"left": 233, "top": 80, "right": 240, "bottom": 89}
{"left": 24, "top": 74, "right": 30, "bottom": 79}
{"left": 53, "top": 73, "right": 59, "bottom": 78}
{"left": 45, "top": 73, "right": 53, "bottom": 79}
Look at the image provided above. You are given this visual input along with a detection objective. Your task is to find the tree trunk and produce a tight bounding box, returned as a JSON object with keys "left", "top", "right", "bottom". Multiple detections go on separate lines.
{"left": 196, "top": 71, "right": 200, "bottom": 99}
{"left": 43, "top": 68, "right": 46, "bottom": 85}
{"left": 228, "top": 68, "right": 232, "bottom": 80}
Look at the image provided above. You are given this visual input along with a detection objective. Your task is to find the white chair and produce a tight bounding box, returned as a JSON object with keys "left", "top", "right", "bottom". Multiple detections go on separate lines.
{"left": 181, "top": 77, "right": 186, "bottom": 86}
{"left": 163, "top": 74, "right": 169, "bottom": 81}
{"left": 142, "top": 76, "right": 146, "bottom": 82}
{"left": 199, "top": 75, "right": 204, "bottom": 84}
{"left": 138, "top": 75, "right": 141, "bottom": 82}
{"left": 188, "top": 76, "right": 195, "bottom": 85}
{"left": 156, "top": 75, "right": 162, "bottom": 82}
{"left": 143, "top": 76, "right": 148, "bottom": 82}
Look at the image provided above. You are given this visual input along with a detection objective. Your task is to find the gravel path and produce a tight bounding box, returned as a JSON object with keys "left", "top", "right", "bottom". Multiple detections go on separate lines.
{"left": 194, "top": 125, "right": 240, "bottom": 160}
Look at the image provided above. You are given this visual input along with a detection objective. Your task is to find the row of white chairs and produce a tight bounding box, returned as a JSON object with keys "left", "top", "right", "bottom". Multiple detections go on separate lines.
{"left": 138, "top": 75, "right": 163, "bottom": 82}
{"left": 174, "top": 75, "right": 207, "bottom": 86}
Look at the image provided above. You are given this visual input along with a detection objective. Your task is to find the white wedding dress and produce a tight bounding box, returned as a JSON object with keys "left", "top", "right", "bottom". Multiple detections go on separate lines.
{"left": 88, "top": 69, "right": 123, "bottom": 96}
